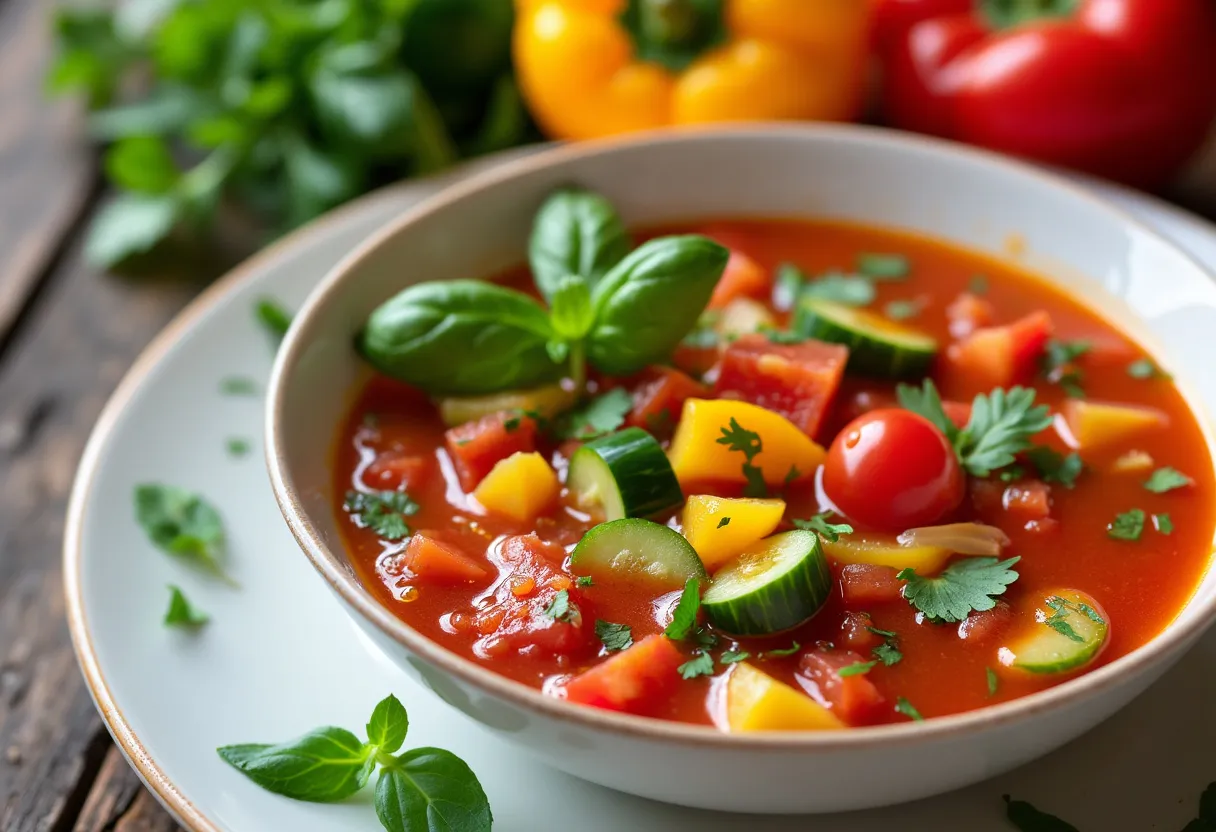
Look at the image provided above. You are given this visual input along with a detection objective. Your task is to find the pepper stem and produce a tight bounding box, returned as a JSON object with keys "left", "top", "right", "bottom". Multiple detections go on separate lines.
{"left": 978, "top": 0, "right": 1080, "bottom": 29}
{"left": 637, "top": 0, "right": 704, "bottom": 48}
{"left": 624, "top": 0, "right": 725, "bottom": 72}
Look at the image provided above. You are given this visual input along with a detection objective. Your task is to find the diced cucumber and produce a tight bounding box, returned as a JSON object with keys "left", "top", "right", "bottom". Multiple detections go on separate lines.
{"left": 567, "top": 427, "right": 683, "bottom": 520}
{"left": 570, "top": 518, "right": 707, "bottom": 589}
{"left": 1000, "top": 589, "right": 1109, "bottom": 674}
{"left": 793, "top": 297, "right": 937, "bottom": 378}
{"left": 703, "top": 530, "right": 831, "bottom": 636}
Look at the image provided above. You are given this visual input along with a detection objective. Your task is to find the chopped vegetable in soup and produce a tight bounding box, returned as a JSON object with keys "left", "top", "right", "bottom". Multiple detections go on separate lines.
{"left": 333, "top": 188, "right": 1214, "bottom": 730}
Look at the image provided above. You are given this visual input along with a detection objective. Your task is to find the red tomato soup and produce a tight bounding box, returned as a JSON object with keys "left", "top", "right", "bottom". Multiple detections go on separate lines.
{"left": 333, "top": 217, "right": 1215, "bottom": 731}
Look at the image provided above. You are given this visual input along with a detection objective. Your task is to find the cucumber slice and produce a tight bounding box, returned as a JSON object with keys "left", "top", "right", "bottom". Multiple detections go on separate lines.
{"left": 1000, "top": 589, "right": 1109, "bottom": 674}
{"left": 793, "top": 297, "right": 937, "bottom": 378}
{"left": 570, "top": 519, "right": 707, "bottom": 589}
{"left": 567, "top": 427, "right": 683, "bottom": 520}
{"left": 703, "top": 530, "right": 831, "bottom": 636}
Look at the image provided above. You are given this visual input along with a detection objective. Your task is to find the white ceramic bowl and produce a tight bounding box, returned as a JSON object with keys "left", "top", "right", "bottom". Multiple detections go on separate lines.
{"left": 266, "top": 126, "right": 1216, "bottom": 814}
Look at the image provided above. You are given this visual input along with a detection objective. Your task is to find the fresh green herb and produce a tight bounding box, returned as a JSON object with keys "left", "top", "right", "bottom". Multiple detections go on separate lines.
{"left": 528, "top": 187, "right": 631, "bottom": 302}
{"left": 219, "top": 376, "right": 258, "bottom": 396}
{"left": 164, "top": 585, "right": 208, "bottom": 629}
{"left": 134, "top": 484, "right": 235, "bottom": 586}
{"left": 1153, "top": 513, "right": 1174, "bottom": 535}
{"left": 717, "top": 417, "right": 768, "bottom": 498}
{"left": 761, "top": 641, "right": 801, "bottom": 659}
{"left": 1043, "top": 339, "right": 1091, "bottom": 373}
{"left": 791, "top": 513, "right": 853, "bottom": 543}
{"left": 1042, "top": 595, "right": 1104, "bottom": 644}
{"left": 678, "top": 652, "right": 715, "bottom": 680}
{"left": 664, "top": 578, "right": 702, "bottom": 641}
{"left": 801, "top": 272, "right": 877, "bottom": 307}
{"left": 1127, "top": 358, "right": 1170, "bottom": 380}
{"left": 1143, "top": 466, "right": 1192, "bottom": 494}
{"left": 884, "top": 299, "right": 921, "bottom": 321}
{"left": 783, "top": 465, "right": 802, "bottom": 488}
{"left": 894, "top": 697, "right": 923, "bottom": 722}
{"left": 576, "top": 575, "right": 595, "bottom": 588}
{"left": 256, "top": 299, "right": 293, "bottom": 343}
{"left": 1025, "top": 448, "right": 1084, "bottom": 489}
{"left": 898, "top": 557, "right": 1021, "bottom": 623}
{"left": 837, "top": 660, "right": 878, "bottom": 677}
{"left": 896, "top": 379, "right": 958, "bottom": 441}
{"left": 968, "top": 275, "right": 989, "bottom": 294}
{"left": 692, "top": 628, "right": 719, "bottom": 650}
{"left": 717, "top": 517, "right": 731, "bottom": 529}
{"left": 986, "top": 667, "right": 999, "bottom": 697}
{"left": 866, "top": 624, "right": 897, "bottom": 639}
{"left": 1108, "top": 508, "right": 1146, "bottom": 541}
{"left": 219, "top": 694, "right": 491, "bottom": 831}
{"left": 344, "top": 490, "right": 419, "bottom": 541}
{"left": 1002, "top": 795, "right": 1079, "bottom": 832}
{"left": 543, "top": 589, "right": 577, "bottom": 623}
{"left": 503, "top": 416, "right": 522, "bottom": 432}
{"left": 772, "top": 263, "right": 804, "bottom": 311}
{"left": 762, "top": 328, "right": 809, "bottom": 345}
{"left": 558, "top": 388, "right": 634, "bottom": 440}
{"left": 226, "top": 437, "right": 251, "bottom": 458}
{"left": 548, "top": 274, "right": 596, "bottom": 351}
{"left": 595, "top": 620, "right": 633, "bottom": 652}
{"left": 857, "top": 253, "right": 910, "bottom": 280}
{"left": 999, "top": 465, "right": 1027, "bottom": 483}
{"left": 872, "top": 642, "right": 902, "bottom": 666}
{"left": 719, "top": 650, "right": 750, "bottom": 664}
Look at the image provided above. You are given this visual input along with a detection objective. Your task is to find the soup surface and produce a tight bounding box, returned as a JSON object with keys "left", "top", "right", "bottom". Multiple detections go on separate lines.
{"left": 334, "top": 216, "right": 1214, "bottom": 730}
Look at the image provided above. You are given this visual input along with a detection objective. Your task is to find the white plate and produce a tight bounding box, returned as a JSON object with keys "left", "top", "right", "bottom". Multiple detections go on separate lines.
{"left": 66, "top": 156, "right": 1216, "bottom": 832}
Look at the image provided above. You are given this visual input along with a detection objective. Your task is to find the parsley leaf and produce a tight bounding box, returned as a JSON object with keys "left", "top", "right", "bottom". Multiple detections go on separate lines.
{"left": 558, "top": 388, "right": 633, "bottom": 440}
{"left": 664, "top": 578, "right": 701, "bottom": 641}
{"left": 1025, "top": 447, "right": 1084, "bottom": 489}
{"left": 717, "top": 417, "right": 768, "bottom": 497}
{"left": 134, "top": 484, "right": 235, "bottom": 586}
{"left": 226, "top": 437, "right": 251, "bottom": 458}
{"left": 1143, "top": 466, "right": 1192, "bottom": 494}
{"left": 544, "top": 589, "right": 578, "bottom": 623}
{"left": 220, "top": 376, "right": 258, "bottom": 396}
{"left": 884, "top": 299, "right": 921, "bottom": 321}
{"left": 1042, "top": 339, "right": 1090, "bottom": 374}
{"left": 894, "top": 697, "right": 923, "bottom": 722}
{"left": 896, "top": 379, "right": 958, "bottom": 442}
{"left": 986, "top": 667, "right": 999, "bottom": 697}
{"left": 1003, "top": 796, "right": 1080, "bottom": 832}
{"left": 344, "top": 490, "right": 419, "bottom": 541}
{"left": 1108, "top": 508, "right": 1146, "bottom": 541}
{"left": 857, "top": 253, "right": 910, "bottom": 280}
{"left": 678, "top": 652, "right": 715, "bottom": 679}
{"left": 837, "top": 660, "right": 878, "bottom": 677}
{"left": 1127, "top": 358, "right": 1170, "bottom": 380}
{"left": 576, "top": 575, "right": 594, "bottom": 587}
{"left": 594, "top": 620, "right": 633, "bottom": 652}
{"left": 898, "top": 556, "right": 1021, "bottom": 623}
{"left": 256, "top": 298, "right": 293, "bottom": 342}
{"left": 164, "top": 585, "right": 208, "bottom": 629}
{"left": 717, "top": 517, "right": 731, "bottom": 529}
{"left": 1042, "top": 596, "right": 1104, "bottom": 644}
{"left": 957, "top": 387, "right": 1053, "bottom": 477}
{"left": 761, "top": 641, "right": 801, "bottom": 659}
{"left": 872, "top": 640, "right": 902, "bottom": 667}
{"left": 720, "top": 650, "right": 750, "bottom": 664}
{"left": 1153, "top": 513, "right": 1174, "bottom": 535}
{"left": 792, "top": 513, "right": 854, "bottom": 542}
{"left": 802, "top": 272, "right": 877, "bottom": 307}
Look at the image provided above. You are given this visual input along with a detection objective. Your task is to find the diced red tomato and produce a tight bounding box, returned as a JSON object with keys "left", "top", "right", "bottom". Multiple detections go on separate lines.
{"left": 364, "top": 452, "right": 433, "bottom": 491}
{"left": 839, "top": 611, "right": 881, "bottom": 651}
{"left": 946, "top": 311, "right": 1053, "bottom": 391}
{"left": 708, "top": 250, "right": 771, "bottom": 310}
{"left": 797, "top": 649, "right": 887, "bottom": 726}
{"left": 838, "top": 564, "right": 904, "bottom": 606}
{"left": 714, "top": 334, "right": 849, "bottom": 438}
{"left": 402, "top": 532, "right": 489, "bottom": 585}
{"left": 563, "top": 635, "right": 685, "bottom": 714}
{"left": 444, "top": 412, "right": 538, "bottom": 492}
{"left": 1002, "top": 480, "right": 1052, "bottom": 522}
{"left": 625, "top": 366, "right": 708, "bottom": 434}
{"left": 671, "top": 340, "right": 721, "bottom": 379}
{"left": 956, "top": 601, "right": 1013, "bottom": 643}
{"left": 969, "top": 477, "right": 1005, "bottom": 515}
{"left": 1024, "top": 517, "right": 1060, "bottom": 534}
{"left": 946, "top": 292, "right": 996, "bottom": 339}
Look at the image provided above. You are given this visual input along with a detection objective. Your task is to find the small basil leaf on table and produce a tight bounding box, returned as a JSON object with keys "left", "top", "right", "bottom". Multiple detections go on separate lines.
{"left": 529, "top": 186, "right": 632, "bottom": 302}
{"left": 218, "top": 728, "right": 375, "bottom": 802}
{"left": 134, "top": 484, "right": 236, "bottom": 586}
{"left": 375, "top": 748, "right": 493, "bottom": 832}
{"left": 587, "top": 235, "right": 728, "bottom": 376}
{"left": 366, "top": 693, "right": 409, "bottom": 754}
{"left": 359, "top": 280, "right": 561, "bottom": 396}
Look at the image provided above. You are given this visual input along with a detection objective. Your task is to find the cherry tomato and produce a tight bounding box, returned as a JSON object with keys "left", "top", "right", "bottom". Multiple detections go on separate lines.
{"left": 823, "top": 409, "right": 964, "bottom": 532}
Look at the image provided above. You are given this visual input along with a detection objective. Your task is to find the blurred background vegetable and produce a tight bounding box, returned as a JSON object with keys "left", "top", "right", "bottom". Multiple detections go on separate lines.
{"left": 49, "top": 0, "right": 530, "bottom": 266}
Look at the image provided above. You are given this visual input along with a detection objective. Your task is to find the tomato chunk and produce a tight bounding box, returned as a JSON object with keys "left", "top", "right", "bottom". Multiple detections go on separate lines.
{"left": 563, "top": 635, "right": 685, "bottom": 714}
{"left": 946, "top": 311, "right": 1053, "bottom": 390}
{"left": 625, "top": 366, "right": 708, "bottom": 435}
{"left": 714, "top": 334, "right": 849, "bottom": 438}
{"left": 957, "top": 601, "right": 1013, "bottom": 643}
{"left": 444, "top": 412, "right": 538, "bottom": 492}
{"left": 838, "top": 563, "right": 904, "bottom": 606}
{"left": 708, "top": 250, "right": 771, "bottom": 310}
{"left": 671, "top": 339, "right": 721, "bottom": 379}
{"left": 403, "top": 532, "right": 489, "bottom": 585}
{"left": 1002, "top": 480, "right": 1051, "bottom": 522}
{"left": 797, "top": 649, "right": 887, "bottom": 726}
{"left": 364, "top": 452, "right": 433, "bottom": 491}
{"left": 946, "top": 292, "right": 996, "bottom": 339}
{"left": 839, "top": 611, "right": 881, "bottom": 651}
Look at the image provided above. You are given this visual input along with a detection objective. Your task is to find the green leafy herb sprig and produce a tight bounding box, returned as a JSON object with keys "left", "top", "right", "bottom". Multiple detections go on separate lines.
{"left": 135, "top": 483, "right": 237, "bottom": 586}
{"left": 219, "top": 694, "right": 491, "bottom": 832}
{"left": 49, "top": 0, "right": 529, "bottom": 267}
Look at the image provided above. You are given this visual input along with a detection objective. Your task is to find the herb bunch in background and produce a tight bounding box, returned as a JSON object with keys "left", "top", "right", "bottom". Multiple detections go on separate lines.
{"left": 49, "top": 0, "right": 531, "bottom": 267}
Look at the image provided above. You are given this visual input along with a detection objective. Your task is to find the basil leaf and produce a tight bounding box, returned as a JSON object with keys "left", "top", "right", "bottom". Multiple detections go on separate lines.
{"left": 218, "top": 728, "right": 374, "bottom": 803}
{"left": 367, "top": 694, "right": 409, "bottom": 755}
{"left": 587, "top": 235, "right": 728, "bottom": 376}
{"left": 359, "top": 280, "right": 561, "bottom": 395}
{"left": 529, "top": 187, "right": 631, "bottom": 302}
{"left": 375, "top": 748, "right": 492, "bottom": 832}
{"left": 549, "top": 274, "right": 594, "bottom": 340}
{"left": 134, "top": 484, "right": 234, "bottom": 585}
{"left": 85, "top": 192, "right": 180, "bottom": 267}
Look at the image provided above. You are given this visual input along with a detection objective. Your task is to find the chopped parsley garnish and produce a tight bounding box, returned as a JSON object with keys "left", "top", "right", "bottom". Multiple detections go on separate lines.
{"left": 503, "top": 416, "right": 521, "bottom": 432}
{"left": 255, "top": 298, "right": 293, "bottom": 342}
{"left": 898, "top": 556, "right": 1021, "bottom": 623}
{"left": 837, "top": 660, "right": 878, "bottom": 677}
{"left": 717, "top": 517, "right": 731, "bottom": 529}
{"left": 802, "top": 272, "right": 877, "bottom": 307}
{"left": 1043, "top": 595, "right": 1104, "bottom": 643}
{"left": 594, "top": 620, "right": 633, "bottom": 652}
{"left": 678, "top": 652, "right": 715, "bottom": 679}
{"left": 792, "top": 513, "right": 853, "bottom": 542}
{"left": 968, "top": 274, "right": 989, "bottom": 294}
{"left": 226, "top": 437, "right": 251, "bottom": 458}
{"left": 1041, "top": 339, "right": 1091, "bottom": 397}
{"left": 1127, "top": 358, "right": 1170, "bottom": 380}
{"left": 1143, "top": 466, "right": 1192, "bottom": 494}
{"left": 1153, "top": 513, "right": 1174, "bottom": 535}
{"left": 999, "top": 465, "right": 1027, "bottom": 483}
{"left": 986, "top": 667, "right": 999, "bottom": 697}
{"left": 576, "top": 575, "right": 594, "bottom": 587}
{"left": 220, "top": 376, "right": 259, "bottom": 396}
{"left": 884, "top": 299, "right": 921, "bottom": 321}
{"left": 894, "top": 697, "right": 923, "bottom": 722}
{"left": 543, "top": 589, "right": 577, "bottom": 623}
{"left": 866, "top": 624, "right": 897, "bottom": 639}
{"left": 857, "top": 253, "right": 910, "bottom": 280}
{"left": 719, "top": 650, "right": 750, "bottom": 664}
{"left": 1003, "top": 795, "right": 1080, "bottom": 832}
{"left": 717, "top": 417, "right": 768, "bottom": 497}
{"left": 692, "top": 628, "right": 719, "bottom": 650}
{"left": 1025, "top": 447, "right": 1084, "bottom": 489}
{"left": 761, "top": 641, "right": 800, "bottom": 659}
{"left": 164, "top": 585, "right": 209, "bottom": 629}
{"left": 134, "top": 484, "right": 235, "bottom": 585}
{"left": 1108, "top": 508, "right": 1146, "bottom": 541}
{"left": 555, "top": 387, "right": 633, "bottom": 440}
{"left": 869, "top": 627, "right": 902, "bottom": 667}
{"left": 344, "top": 490, "right": 419, "bottom": 541}
{"left": 664, "top": 578, "right": 701, "bottom": 641}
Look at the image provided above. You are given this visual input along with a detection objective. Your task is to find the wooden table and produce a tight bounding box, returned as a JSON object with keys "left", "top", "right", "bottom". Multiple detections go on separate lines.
{"left": 3, "top": 0, "right": 1216, "bottom": 828}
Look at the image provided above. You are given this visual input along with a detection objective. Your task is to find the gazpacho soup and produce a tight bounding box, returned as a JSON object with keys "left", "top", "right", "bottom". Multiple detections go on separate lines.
{"left": 334, "top": 187, "right": 1214, "bottom": 731}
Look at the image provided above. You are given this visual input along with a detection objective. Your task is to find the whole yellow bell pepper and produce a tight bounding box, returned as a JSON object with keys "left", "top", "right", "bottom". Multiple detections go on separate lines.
{"left": 514, "top": 0, "right": 871, "bottom": 141}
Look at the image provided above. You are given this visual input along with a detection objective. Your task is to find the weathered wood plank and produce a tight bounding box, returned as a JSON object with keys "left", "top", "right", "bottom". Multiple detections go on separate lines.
{"left": 74, "top": 747, "right": 181, "bottom": 832}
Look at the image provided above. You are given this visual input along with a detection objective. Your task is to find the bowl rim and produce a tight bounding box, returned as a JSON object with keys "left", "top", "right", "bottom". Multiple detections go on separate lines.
{"left": 266, "top": 122, "right": 1216, "bottom": 749}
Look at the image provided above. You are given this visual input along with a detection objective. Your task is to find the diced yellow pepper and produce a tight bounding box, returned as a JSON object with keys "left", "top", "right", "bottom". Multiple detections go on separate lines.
{"left": 683, "top": 495, "right": 785, "bottom": 570}
{"left": 438, "top": 384, "right": 576, "bottom": 427}
{"left": 726, "top": 663, "right": 844, "bottom": 732}
{"left": 822, "top": 535, "right": 951, "bottom": 574}
{"left": 1062, "top": 400, "right": 1168, "bottom": 452}
{"left": 473, "top": 452, "right": 559, "bottom": 523}
{"left": 668, "top": 399, "right": 825, "bottom": 487}
{"left": 717, "top": 298, "right": 777, "bottom": 339}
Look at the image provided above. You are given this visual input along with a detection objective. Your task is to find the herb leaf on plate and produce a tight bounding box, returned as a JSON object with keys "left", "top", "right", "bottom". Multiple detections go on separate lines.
{"left": 375, "top": 748, "right": 493, "bottom": 832}
{"left": 134, "top": 484, "right": 235, "bottom": 585}
{"left": 218, "top": 728, "right": 375, "bottom": 803}
{"left": 529, "top": 187, "right": 632, "bottom": 302}
{"left": 256, "top": 298, "right": 293, "bottom": 342}
{"left": 163, "top": 585, "right": 208, "bottom": 629}
{"left": 898, "top": 557, "right": 1021, "bottom": 623}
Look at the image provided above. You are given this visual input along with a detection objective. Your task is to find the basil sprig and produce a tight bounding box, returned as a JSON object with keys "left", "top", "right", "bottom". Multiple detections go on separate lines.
{"left": 358, "top": 186, "right": 728, "bottom": 395}
{"left": 219, "top": 694, "right": 491, "bottom": 832}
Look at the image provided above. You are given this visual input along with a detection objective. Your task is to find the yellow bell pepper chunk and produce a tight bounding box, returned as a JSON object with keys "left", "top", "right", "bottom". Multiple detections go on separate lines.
{"left": 822, "top": 535, "right": 951, "bottom": 575}
{"left": 1062, "top": 400, "right": 1168, "bottom": 452}
{"left": 683, "top": 495, "right": 785, "bottom": 570}
{"left": 473, "top": 452, "right": 559, "bottom": 523}
{"left": 668, "top": 399, "right": 824, "bottom": 487}
{"left": 726, "top": 663, "right": 844, "bottom": 732}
